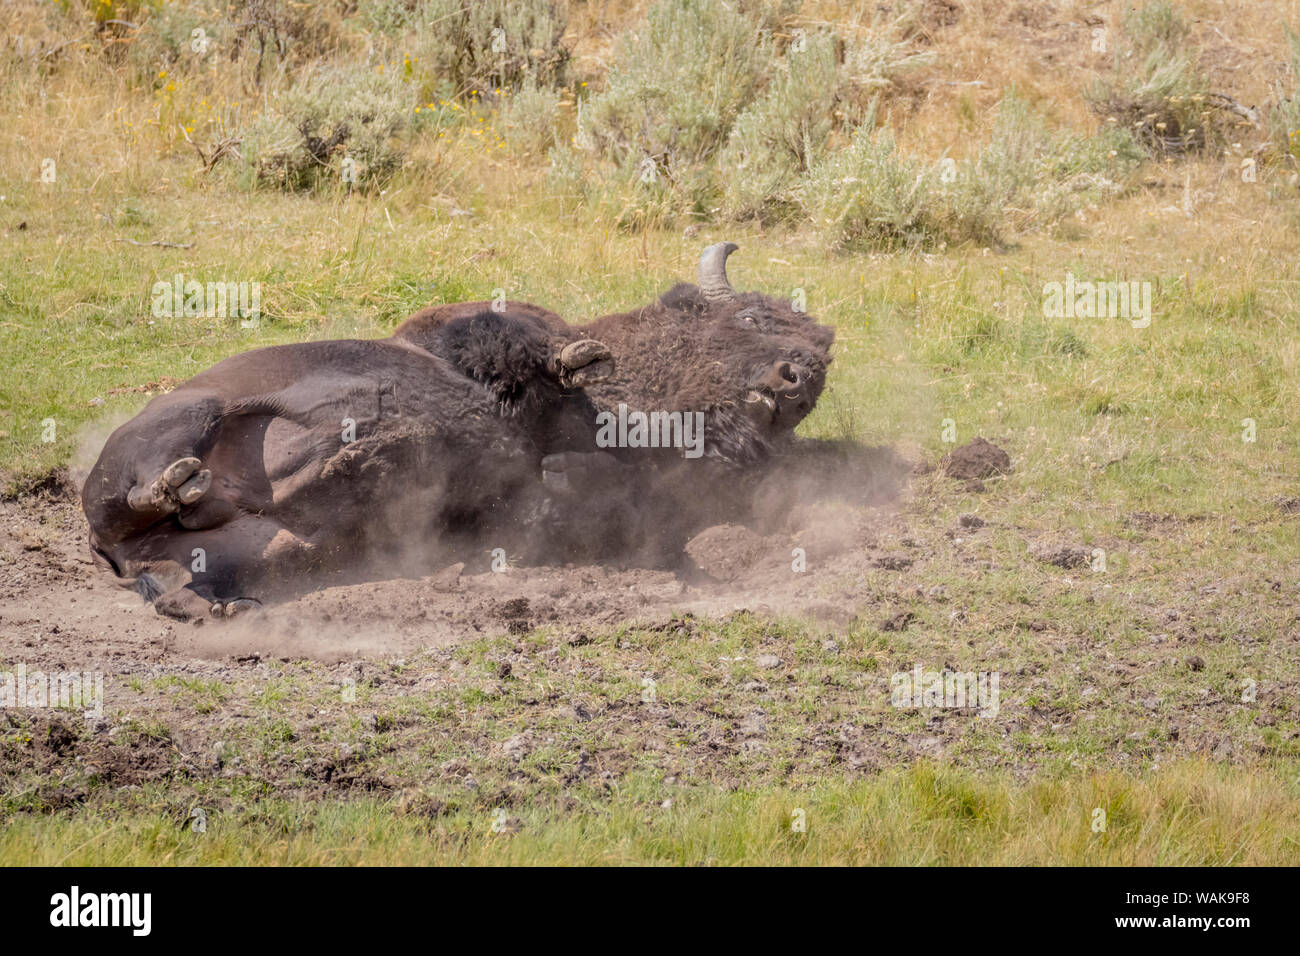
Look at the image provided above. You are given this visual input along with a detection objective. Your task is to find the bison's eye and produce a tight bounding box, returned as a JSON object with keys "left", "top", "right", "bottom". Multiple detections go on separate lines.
{"left": 736, "top": 310, "right": 759, "bottom": 328}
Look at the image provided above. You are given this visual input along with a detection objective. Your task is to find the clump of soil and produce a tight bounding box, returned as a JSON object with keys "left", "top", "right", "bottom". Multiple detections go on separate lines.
{"left": 685, "top": 524, "right": 769, "bottom": 582}
{"left": 2, "top": 466, "right": 74, "bottom": 501}
{"left": 0, "top": 714, "right": 186, "bottom": 811}
{"left": 1030, "top": 541, "right": 1091, "bottom": 569}
{"left": 942, "top": 438, "right": 1012, "bottom": 480}
{"left": 497, "top": 597, "right": 533, "bottom": 633}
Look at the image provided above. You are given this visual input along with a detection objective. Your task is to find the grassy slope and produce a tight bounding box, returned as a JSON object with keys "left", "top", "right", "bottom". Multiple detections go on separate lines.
{"left": 2, "top": 0, "right": 1299, "bottom": 863}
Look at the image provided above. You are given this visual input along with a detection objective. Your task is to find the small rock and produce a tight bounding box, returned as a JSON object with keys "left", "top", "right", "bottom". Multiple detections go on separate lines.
{"left": 1187, "top": 655, "right": 1205, "bottom": 672}
{"left": 429, "top": 562, "right": 464, "bottom": 591}
{"left": 501, "top": 732, "right": 532, "bottom": 762}
{"left": 738, "top": 710, "right": 767, "bottom": 737}
{"left": 756, "top": 654, "right": 781, "bottom": 670}
{"left": 568, "top": 701, "right": 592, "bottom": 722}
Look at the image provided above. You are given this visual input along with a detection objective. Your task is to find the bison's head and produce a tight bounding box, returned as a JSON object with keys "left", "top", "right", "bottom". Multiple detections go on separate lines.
{"left": 586, "top": 243, "right": 836, "bottom": 465}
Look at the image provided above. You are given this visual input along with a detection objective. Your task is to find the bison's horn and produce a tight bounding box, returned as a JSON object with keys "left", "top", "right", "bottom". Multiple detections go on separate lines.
{"left": 698, "top": 241, "right": 739, "bottom": 302}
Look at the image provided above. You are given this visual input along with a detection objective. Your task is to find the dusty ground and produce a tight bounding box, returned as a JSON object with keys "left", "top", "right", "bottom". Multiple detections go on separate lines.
{"left": 1, "top": 463, "right": 912, "bottom": 666}
{"left": 2, "top": 436, "right": 1296, "bottom": 823}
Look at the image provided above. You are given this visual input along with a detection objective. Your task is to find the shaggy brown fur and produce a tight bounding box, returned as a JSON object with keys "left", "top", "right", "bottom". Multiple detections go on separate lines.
{"left": 392, "top": 248, "right": 839, "bottom": 565}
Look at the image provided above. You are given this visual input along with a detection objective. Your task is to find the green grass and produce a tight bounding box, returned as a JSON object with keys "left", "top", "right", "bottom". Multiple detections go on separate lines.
{"left": 4, "top": 762, "right": 1297, "bottom": 865}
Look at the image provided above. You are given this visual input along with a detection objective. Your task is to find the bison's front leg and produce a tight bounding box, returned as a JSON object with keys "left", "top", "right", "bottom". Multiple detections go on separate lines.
{"left": 539, "top": 450, "right": 630, "bottom": 496}
{"left": 535, "top": 451, "right": 682, "bottom": 564}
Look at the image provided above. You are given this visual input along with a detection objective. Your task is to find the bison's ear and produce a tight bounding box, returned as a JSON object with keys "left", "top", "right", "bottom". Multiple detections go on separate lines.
{"left": 812, "top": 324, "right": 835, "bottom": 350}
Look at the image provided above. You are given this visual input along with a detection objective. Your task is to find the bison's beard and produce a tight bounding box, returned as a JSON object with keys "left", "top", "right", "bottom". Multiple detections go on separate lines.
{"left": 697, "top": 404, "right": 785, "bottom": 466}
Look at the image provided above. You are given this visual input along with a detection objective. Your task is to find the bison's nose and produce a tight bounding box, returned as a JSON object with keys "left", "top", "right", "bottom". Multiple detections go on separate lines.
{"left": 759, "top": 360, "right": 808, "bottom": 394}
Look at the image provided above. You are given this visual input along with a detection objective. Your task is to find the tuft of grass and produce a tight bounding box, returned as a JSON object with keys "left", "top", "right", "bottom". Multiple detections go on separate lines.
{"left": 719, "top": 31, "right": 846, "bottom": 224}
{"left": 802, "top": 92, "right": 1143, "bottom": 250}
{"left": 1085, "top": 0, "right": 1222, "bottom": 156}
{"left": 406, "top": 0, "right": 571, "bottom": 96}
{"left": 239, "top": 63, "right": 416, "bottom": 192}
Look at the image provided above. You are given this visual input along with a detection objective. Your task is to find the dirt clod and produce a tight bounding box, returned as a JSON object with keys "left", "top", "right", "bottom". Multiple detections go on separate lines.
{"left": 942, "top": 438, "right": 1012, "bottom": 481}
{"left": 1030, "top": 542, "right": 1091, "bottom": 569}
{"left": 685, "top": 524, "right": 768, "bottom": 581}
{"left": 882, "top": 611, "right": 915, "bottom": 632}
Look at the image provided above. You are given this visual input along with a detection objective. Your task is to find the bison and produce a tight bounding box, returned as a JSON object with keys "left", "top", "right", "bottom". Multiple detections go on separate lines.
{"left": 82, "top": 243, "right": 840, "bottom": 617}
{"left": 82, "top": 310, "right": 614, "bottom": 618}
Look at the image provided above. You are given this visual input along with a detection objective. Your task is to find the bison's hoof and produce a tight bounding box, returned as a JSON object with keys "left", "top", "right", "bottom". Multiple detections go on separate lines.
{"left": 129, "top": 457, "right": 209, "bottom": 514}
{"left": 542, "top": 451, "right": 623, "bottom": 496}
{"left": 541, "top": 468, "right": 574, "bottom": 495}
{"left": 162, "top": 457, "right": 202, "bottom": 487}
{"left": 177, "top": 469, "right": 211, "bottom": 504}
{"left": 210, "top": 598, "right": 262, "bottom": 619}
{"left": 557, "top": 339, "right": 614, "bottom": 387}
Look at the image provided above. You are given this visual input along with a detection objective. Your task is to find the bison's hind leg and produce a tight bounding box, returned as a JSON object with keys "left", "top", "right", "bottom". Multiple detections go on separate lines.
{"left": 153, "top": 587, "right": 263, "bottom": 621}
{"left": 126, "top": 456, "right": 212, "bottom": 518}
{"left": 152, "top": 584, "right": 217, "bottom": 620}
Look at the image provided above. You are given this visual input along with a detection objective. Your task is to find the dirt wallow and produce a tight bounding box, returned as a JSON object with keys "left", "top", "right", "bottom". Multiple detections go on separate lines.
{"left": 7, "top": 432, "right": 1298, "bottom": 821}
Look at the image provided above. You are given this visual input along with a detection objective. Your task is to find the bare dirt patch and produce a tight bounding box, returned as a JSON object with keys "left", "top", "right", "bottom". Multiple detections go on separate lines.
{"left": 3, "top": 438, "right": 1297, "bottom": 819}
